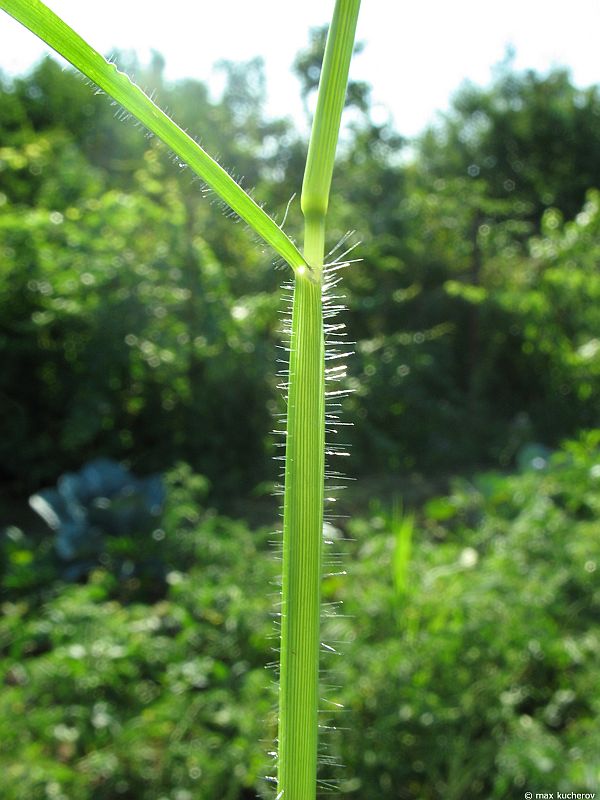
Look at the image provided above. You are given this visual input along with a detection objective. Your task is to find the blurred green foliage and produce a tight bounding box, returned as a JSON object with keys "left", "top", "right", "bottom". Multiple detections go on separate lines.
{"left": 1, "top": 52, "right": 600, "bottom": 499}
{"left": 337, "top": 430, "right": 600, "bottom": 797}
{"left": 1, "top": 464, "right": 277, "bottom": 799}
{"left": 1, "top": 42, "right": 599, "bottom": 798}
{"left": 1, "top": 434, "right": 599, "bottom": 798}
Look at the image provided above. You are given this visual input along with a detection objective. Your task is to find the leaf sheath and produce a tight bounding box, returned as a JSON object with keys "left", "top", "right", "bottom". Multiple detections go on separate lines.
{"left": 278, "top": 269, "right": 325, "bottom": 800}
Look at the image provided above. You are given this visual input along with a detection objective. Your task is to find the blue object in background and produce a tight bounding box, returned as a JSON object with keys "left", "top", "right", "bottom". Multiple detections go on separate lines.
{"left": 29, "top": 459, "right": 165, "bottom": 571}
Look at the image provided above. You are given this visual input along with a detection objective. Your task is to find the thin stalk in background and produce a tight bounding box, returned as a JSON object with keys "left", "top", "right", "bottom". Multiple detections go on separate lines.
{"left": 277, "top": 2, "right": 361, "bottom": 798}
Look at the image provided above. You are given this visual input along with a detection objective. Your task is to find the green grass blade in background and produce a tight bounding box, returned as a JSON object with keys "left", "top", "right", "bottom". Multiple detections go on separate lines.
{"left": 392, "top": 501, "right": 415, "bottom": 599}
{"left": 278, "top": 2, "right": 361, "bottom": 798}
{"left": 0, "top": 0, "right": 307, "bottom": 272}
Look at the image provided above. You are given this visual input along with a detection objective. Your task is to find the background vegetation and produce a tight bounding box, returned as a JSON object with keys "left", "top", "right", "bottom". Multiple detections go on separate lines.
{"left": 1, "top": 35, "right": 599, "bottom": 798}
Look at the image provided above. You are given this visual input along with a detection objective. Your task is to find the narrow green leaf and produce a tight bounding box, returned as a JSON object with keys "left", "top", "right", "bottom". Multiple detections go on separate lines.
{"left": 301, "top": 0, "right": 361, "bottom": 224}
{"left": 392, "top": 501, "right": 415, "bottom": 598}
{"left": 0, "top": 0, "right": 307, "bottom": 271}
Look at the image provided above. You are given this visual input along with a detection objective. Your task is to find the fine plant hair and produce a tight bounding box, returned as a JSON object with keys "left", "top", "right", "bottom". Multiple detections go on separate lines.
{"left": 0, "top": 1, "right": 362, "bottom": 798}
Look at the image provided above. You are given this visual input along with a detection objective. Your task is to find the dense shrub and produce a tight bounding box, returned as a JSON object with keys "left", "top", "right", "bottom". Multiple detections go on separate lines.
{"left": 2, "top": 434, "right": 599, "bottom": 798}
{"left": 1, "top": 466, "right": 278, "bottom": 799}
{"left": 336, "top": 430, "right": 600, "bottom": 796}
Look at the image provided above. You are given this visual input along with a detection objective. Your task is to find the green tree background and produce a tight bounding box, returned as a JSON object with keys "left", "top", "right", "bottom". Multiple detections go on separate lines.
{"left": 1, "top": 38, "right": 599, "bottom": 799}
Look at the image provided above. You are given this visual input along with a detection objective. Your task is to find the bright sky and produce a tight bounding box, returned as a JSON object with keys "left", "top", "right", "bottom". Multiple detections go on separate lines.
{"left": 1, "top": 0, "right": 599, "bottom": 137}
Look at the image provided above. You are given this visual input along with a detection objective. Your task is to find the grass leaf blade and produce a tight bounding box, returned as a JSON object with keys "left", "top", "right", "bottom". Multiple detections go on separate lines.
{"left": 0, "top": 0, "right": 307, "bottom": 271}
{"left": 301, "top": 0, "right": 361, "bottom": 224}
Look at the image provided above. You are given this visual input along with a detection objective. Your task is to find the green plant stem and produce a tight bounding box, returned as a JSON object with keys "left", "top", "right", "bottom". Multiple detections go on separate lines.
{"left": 278, "top": 264, "right": 325, "bottom": 800}
{"left": 278, "top": 2, "right": 360, "bottom": 797}
{"left": 301, "top": 0, "right": 361, "bottom": 226}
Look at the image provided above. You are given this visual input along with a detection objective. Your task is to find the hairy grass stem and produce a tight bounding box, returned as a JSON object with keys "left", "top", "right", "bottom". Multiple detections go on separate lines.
{"left": 278, "top": 3, "right": 360, "bottom": 798}
{"left": 0, "top": 1, "right": 361, "bottom": 796}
